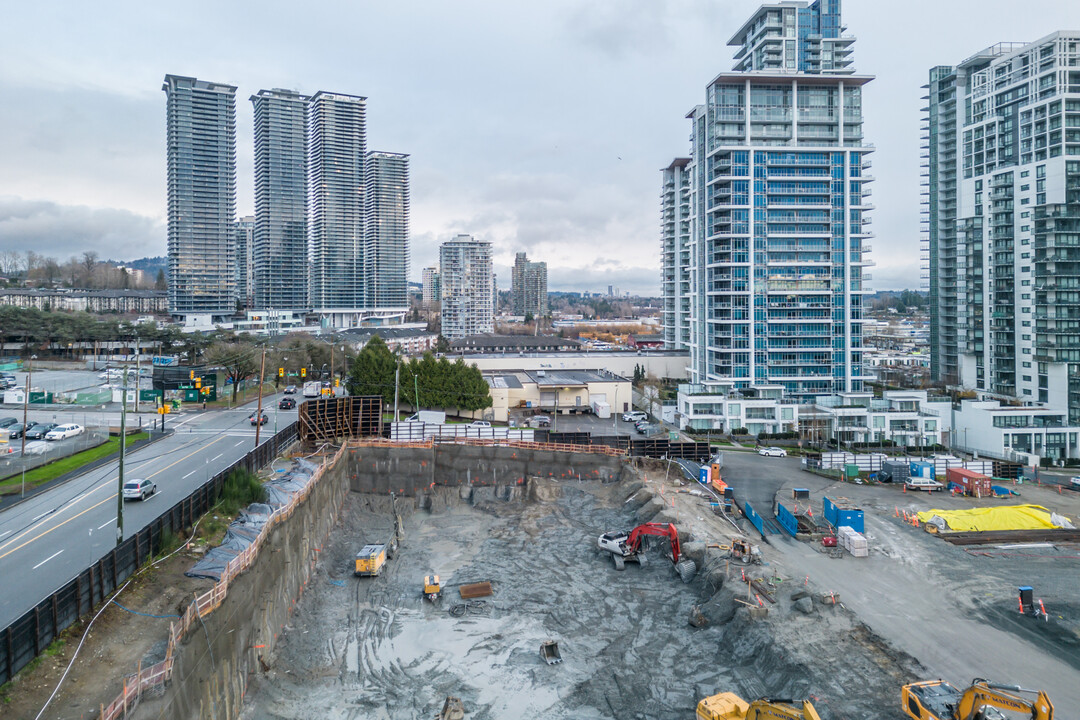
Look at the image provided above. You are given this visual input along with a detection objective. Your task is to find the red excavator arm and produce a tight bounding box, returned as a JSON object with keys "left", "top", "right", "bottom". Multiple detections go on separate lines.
{"left": 626, "top": 523, "right": 681, "bottom": 564}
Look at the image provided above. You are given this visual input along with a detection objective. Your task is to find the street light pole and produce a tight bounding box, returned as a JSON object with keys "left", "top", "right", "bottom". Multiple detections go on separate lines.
{"left": 116, "top": 367, "right": 128, "bottom": 546}
{"left": 20, "top": 354, "right": 35, "bottom": 459}
{"left": 255, "top": 346, "right": 267, "bottom": 448}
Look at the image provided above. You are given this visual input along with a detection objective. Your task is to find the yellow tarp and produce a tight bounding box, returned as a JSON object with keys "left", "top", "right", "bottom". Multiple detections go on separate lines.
{"left": 916, "top": 504, "right": 1069, "bottom": 532}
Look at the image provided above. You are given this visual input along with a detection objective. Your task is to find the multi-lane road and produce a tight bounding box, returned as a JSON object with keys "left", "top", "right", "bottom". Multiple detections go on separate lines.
{"left": 0, "top": 393, "right": 298, "bottom": 629}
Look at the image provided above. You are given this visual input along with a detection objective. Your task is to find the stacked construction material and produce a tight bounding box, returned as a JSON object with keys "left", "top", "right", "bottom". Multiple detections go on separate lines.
{"left": 837, "top": 525, "right": 868, "bottom": 557}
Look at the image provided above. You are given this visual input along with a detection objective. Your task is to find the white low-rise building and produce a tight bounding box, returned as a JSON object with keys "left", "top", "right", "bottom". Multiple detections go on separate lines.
{"left": 801, "top": 391, "right": 951, "bottom": 448}
{"left": 677, "top": 382, "right": 799, "bottom": 436}
{"left": 952, "top": 399, "right": 1080, "bottom": 465}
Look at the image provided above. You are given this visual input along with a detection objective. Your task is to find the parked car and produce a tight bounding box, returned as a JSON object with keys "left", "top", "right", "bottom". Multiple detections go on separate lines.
{"left": 4, "top": 423, "right": 25, "bottom": 439}
{"left": 122, "top": 478, "right": 157, "bottom": 501}
{"left": 1070, "top": 476, "right": 1080, "bottom": 491}
{"left": 468, "top": 420, "right": 491, "bottom": 428}
{"left": 622, "top": 411, "right": 647, "bottom": 422}
{"left": 45, "top": 423, "right": 84, "bottom": 440}
{"left": 278, "top": 397, "right": 296, "bottom": 410}
{"left": 757, "top": 446, "right": 787, "bottom": 457}
{"left": 24, "top": 423, "right": 58, "bottom": 440}
{"left": 21, "top": 441, "right": 49, "bottom": 456}
{"left": 250, "top": 412, "right": 269, "bottom": 426}
{"left": 530, "top": 415, "right": 550, "bottom": 427}
{"left": 0, "top": 417, "right": 18, "bottom": 429}
{"left": 283, "top": 385, "right": 297, "bottom": 395}
{"left": 905, "top": 476, "right": 944, "bottom": 492}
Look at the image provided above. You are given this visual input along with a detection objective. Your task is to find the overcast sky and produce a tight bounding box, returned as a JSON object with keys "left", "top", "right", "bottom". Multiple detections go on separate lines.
{"left": 1, "top": 1, "right": 1078, "bottom": 295}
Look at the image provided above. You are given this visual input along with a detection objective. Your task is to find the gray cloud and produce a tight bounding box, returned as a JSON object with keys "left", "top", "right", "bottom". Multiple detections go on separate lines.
{"left": 1, "top": 0, "right": 1078, "bottom": 294}
{"left": 0, "top": 196, "right": 164, "bottom": 261}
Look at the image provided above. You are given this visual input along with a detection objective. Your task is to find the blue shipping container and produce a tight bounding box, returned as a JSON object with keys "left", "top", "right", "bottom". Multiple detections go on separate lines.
{"left": 823, "top": 496, "right": 864, "bottom": 534}
{"left": 910, "top": 461, "right": 934, "bottom": 479}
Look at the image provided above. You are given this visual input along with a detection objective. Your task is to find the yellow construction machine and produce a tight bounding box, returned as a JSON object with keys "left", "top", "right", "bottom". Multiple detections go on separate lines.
{"left": 354, "top": 544, "right": 388, "bottom": 577}
{"left": 696, "top": 692, "right": 821, "bottom": 720}
{"left": 901, "top": 678, "right": 1054, "bottom": 720}
{"left": 423, "top": 574, "right": 442, "bottom": 602}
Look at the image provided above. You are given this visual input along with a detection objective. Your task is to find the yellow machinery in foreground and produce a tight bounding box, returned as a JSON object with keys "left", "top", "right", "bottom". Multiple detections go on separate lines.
{"left": 354, "top": 544, "right": 388, "bottom": 577}
{"left": 902, "top": 678, "right": 1054, "bottom": 720}
{"left": 697, "top": 693, "right": 821, "bottom": 720}
{"left": 423, "top": 574, "right": 442, "bottom": 601}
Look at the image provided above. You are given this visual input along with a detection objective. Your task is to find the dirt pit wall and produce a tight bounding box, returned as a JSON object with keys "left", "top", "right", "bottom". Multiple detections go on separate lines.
{"left": 348, "top": 443, "right": 628, "bottom": 496}
{"left": 138, "top": 453, "right": 349, "bottom": 720}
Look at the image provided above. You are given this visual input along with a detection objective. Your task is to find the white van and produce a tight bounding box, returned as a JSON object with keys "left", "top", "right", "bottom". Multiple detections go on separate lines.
{"left": 905, "top": 476, "right": 944, "bottom": 492}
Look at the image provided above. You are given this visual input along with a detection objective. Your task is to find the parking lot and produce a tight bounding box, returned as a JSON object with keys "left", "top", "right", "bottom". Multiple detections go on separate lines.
{"left": 511, "top": 408, "right": 671, "bottom": 438}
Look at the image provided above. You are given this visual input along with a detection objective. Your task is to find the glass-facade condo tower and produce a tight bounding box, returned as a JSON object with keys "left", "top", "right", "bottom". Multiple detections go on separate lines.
{"left": 661, "top": 158, "right": 692, "bottom": 349}
{"left": 308, "top": 91, "right": 367, "bottom": 320}
{"left": 252, "top": 88, "right": 309, "bottom": 312}
{"left": 669, "top": 0, "right": 873, "bottom": 398}
{"left": 163, "top": 74, "right": 237, "bottom": 320}
{"left": 926, "top": 34, "right": 1080, "bottom": 425}
{"left": 511, "top": 252, "right": 548, "bottom": 317}
{"left": 364, "top": 151, "right": 410, "bottom": 310}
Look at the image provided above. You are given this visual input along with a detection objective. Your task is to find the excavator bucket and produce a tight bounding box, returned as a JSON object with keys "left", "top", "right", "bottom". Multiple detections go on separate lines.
{"left": 539, "top": 640, "right": 563, "bottom": 665}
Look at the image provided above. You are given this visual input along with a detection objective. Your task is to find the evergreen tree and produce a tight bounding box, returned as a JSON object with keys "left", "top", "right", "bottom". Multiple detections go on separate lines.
{"left": 346, "top": 335, "right": 398, "bottom": 405}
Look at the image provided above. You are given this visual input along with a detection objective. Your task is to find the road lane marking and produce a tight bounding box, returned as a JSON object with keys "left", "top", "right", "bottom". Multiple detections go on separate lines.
{"left": 182, "top": 469, "right": 198, "bottom": 479}
{"left": 210, "top": 453, "right": 223, "bottom": 462}
{"left": 0, "top": 436, "right": 228, "bottom": 555}
{"left": 98, "top": 518, "right": 115, "bottom": 530}
{"left": 234, "top": 441, "right": 245, "bottom": 447}
{"left": 33, "top": 550, "right": 64, "bottom": 570}
{"left": 32, "top": 510, "right": 54, "bottom": 522}
{"left": 0, "top": 530, "right": 10, "bottom": 539}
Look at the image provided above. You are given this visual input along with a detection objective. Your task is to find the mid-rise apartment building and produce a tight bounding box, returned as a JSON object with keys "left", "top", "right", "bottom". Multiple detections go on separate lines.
{"left": 162, "top": 74, "right": 237, "bottom": 322}
{"left": 511, "top": 252, "right": 548, "bottom": 317}
{"left": 665, "top": 0, "right": 873, "bottom": 400}
{"left": 251, "top": 88, "right": 309, "bottom": 312}
{"left": 661, "top": 158, "right": 692, "bottom": 349}
{"left": 926, "top": 34, "right": 1080, "bottom": 422}
{"left": 440, "top": 234, "right": 494, "bottom": 340}
{"left": 364, "top": 151, "right": 410, "bottom": 311}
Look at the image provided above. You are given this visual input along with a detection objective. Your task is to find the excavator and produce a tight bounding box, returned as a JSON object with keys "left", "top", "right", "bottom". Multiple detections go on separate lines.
{"left": 696, "top": 692, "right": 821, "bottom": 720}
{"left": 597, "top": 522, "right": 681, "bottom": 570}
{"left": 902, "top": 678, "right": 1054, "bottom": 720}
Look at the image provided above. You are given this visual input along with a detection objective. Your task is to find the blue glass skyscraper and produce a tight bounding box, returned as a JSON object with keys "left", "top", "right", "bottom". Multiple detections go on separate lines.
{"left": 663, "top": 0, "right": 873, "bottom": 399}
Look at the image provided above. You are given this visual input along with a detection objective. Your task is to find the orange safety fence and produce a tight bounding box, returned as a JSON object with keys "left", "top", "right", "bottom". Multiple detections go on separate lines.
{"left": 99, "top": 444, "right": 346, "bottom": 720}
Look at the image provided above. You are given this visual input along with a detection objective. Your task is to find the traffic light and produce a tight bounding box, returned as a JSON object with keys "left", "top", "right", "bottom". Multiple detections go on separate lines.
{"left": 301, "top": 368, "right": 306, "bottom": 378}
{"left": 195, "top": 377, "right": 201, "bottom": 388}
{"left": 334, "top": 378, "right": 340, "bottom": 387}
{"left": 190, "top": 370, "right": 195, "bottom": 380}
{"left": 278, "top": 367, "right": 284, "bottom": 377}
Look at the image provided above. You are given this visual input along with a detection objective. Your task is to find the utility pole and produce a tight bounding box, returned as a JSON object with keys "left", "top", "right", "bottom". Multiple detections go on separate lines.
{"left": 393, "top": 362, "right": 400, "bottom": 422}
{"left": 330, "top": 343, "right": 335, "bottom": 396}
{"left": 20, "top": 355, "right": 33, "bottom": 459}
{"left": 117, "top": 367, "right": 127, "bottom": 546}
{"left": 134, "top": 335, "right": 140, "bottom": 414}
{"left": 255, "top": 346, "right": 267, "bottom": 448}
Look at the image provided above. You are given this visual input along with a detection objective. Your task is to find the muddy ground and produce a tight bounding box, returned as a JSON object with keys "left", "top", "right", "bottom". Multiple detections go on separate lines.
{"left": 242, "top": 472, "right": 924, "bottom": 719}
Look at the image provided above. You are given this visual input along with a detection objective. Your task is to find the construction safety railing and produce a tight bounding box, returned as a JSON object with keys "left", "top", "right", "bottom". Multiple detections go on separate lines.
{"left": 349, "top": 436, "right": 628, "bottom": 458}
{"left": 98, "top": 442, "right": 345, "bottom": 720}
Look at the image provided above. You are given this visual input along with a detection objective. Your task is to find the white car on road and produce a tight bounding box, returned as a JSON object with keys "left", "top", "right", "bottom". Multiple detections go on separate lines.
{"left": 45, "top": 424, "right": 84, "bottom": 441}
{"left": 756, "top": 446, "right": 787, "bottom": 457}
{"left": 123, "top": 478, "right": 157, "bottom": 501}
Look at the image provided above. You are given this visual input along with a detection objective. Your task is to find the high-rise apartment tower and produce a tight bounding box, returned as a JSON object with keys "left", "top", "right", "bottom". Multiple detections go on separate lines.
{"left": 661, "top": 158, "right": 692, "bottom": 349}
{"left": 511, "top": 252, "right": 548, "bottom": 317}
{"left": 251, "top": 88, "right": 309, "bottom": 312}
{"left": 235, "top": 215, "right": 255, "bottom": 309}
{"left": 926, "top": 34, "right": 1080, "bottom": 427}
{"left": 163, "top": 74, "right": 237, "bottom": 321}
{"left": 439, "top": 234, "right": 494, "bottom": 340}
{"left": 364, "top": 151, "right": 410, "bottom": 310}
{"left": 665, "top": 0, "right": 872, "bottom": 398}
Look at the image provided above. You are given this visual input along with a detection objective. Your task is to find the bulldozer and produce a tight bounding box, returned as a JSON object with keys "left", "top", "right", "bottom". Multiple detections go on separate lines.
{"left": 902, "top": 678, "right": 1054, "bottom": 720}
{"left": 697, "top": 693, "right": 821, "bottom": 720}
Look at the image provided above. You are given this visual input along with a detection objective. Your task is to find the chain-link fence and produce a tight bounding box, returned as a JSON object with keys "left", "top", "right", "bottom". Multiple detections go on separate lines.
{"left": 0, "top": 427, "right": 111, "bottom": 484}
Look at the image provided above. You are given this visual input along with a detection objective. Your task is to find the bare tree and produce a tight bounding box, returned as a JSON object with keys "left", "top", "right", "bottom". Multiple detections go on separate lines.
{"left": 81, "top": 251, "right": 99, "bottom": 289}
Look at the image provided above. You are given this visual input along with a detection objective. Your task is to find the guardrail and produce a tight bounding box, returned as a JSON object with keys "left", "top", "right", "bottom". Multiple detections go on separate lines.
{"left": 99, "top": 439, "right": 340, "bottom": 720}
{"left": 0, "top": 422, "right": 299, "bottom": 687}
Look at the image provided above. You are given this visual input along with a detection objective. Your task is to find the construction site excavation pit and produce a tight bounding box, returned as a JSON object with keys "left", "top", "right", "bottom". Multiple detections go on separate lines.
{"left": 241, "top": 465, "right": 922, "bottom": 719}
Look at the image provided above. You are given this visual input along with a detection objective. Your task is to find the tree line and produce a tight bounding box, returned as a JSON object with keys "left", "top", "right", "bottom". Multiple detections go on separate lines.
{"left": 347, "top": 336, "right": 492, "bottom": 412}
{"left": 0, "top": 250, "right": 166, "bottom": 291}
